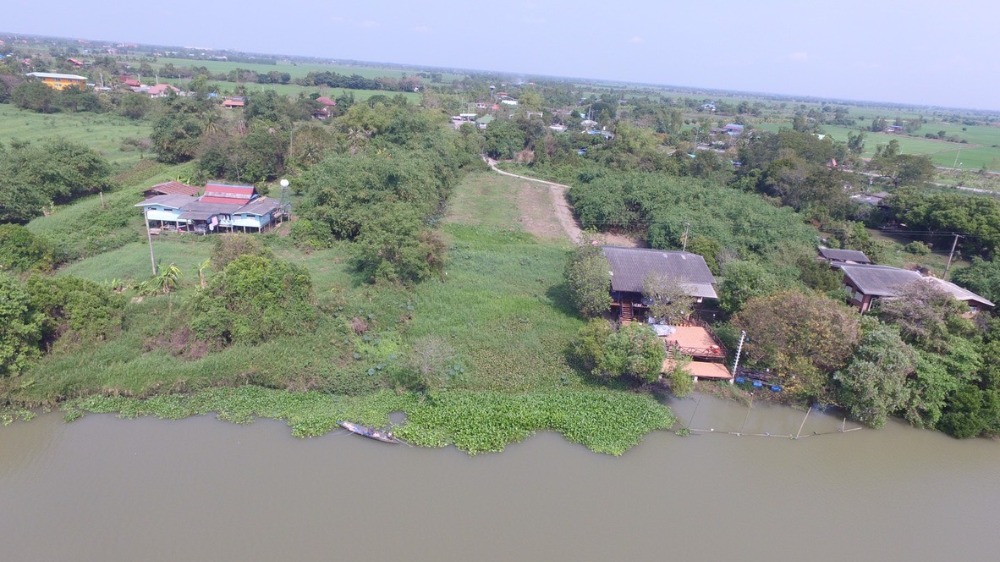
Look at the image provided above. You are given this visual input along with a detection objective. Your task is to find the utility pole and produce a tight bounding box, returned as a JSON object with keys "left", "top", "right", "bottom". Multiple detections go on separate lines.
{"left": 944, "top": 233, "right": 963, "bottom": 279}
{"left": 682, "top": 222, "right": 691, "bottom": 252}
{"left": 145, "top": 208, "right": 157, "bottom": 276}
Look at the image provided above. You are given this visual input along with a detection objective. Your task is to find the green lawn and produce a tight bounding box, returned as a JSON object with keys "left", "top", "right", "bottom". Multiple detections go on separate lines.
{"left": 0, "top": 104, "right": 151, "bottom": 168}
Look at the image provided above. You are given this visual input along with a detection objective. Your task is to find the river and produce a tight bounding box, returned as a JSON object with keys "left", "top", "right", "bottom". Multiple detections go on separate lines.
{"left": 2, "top": 394, "right": 998, "bottom": 561}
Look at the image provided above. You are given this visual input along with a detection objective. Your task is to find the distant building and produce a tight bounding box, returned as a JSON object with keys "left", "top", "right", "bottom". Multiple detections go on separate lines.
{"left": 25, "top": 72, "right": 88, "bottom": 90}
{"left": 146, "top": 83, "right": 181, "bottom": 97}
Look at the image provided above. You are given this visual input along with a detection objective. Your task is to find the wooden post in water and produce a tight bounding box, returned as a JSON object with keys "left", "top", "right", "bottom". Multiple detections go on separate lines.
{"left": 795, "top": 406, "right": 811, "bottom": 439}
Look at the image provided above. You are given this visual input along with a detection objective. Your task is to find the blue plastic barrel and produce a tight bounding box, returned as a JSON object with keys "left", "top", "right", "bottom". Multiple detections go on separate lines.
{"left": 752, "top": 380, "right": 763, "bottom": 388}
{"left": 770, "top": 385, "right": 782, "bottom": 392}
{"left": 735, "top": 377, "right": 746, "bottom": 384}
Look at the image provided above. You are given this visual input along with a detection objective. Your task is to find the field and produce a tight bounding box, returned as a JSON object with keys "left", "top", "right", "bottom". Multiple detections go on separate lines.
{"left": 753, "top": 118, "right": 1000, "bottom": 171}
{"left": 152, "top": 57, "right": 468, "bottom": 83}
{"left": 0, "top": 104, "right": 151, "bottom": 168}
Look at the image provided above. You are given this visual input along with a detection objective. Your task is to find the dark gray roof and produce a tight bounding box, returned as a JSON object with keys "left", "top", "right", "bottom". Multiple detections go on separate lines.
{"left": 602, "top": 246, "right": 717, "bottom": 299}
{"left": 840, "top": 265, "right": 994, "bottom": 308}
{"left": 134, "top": 194, "right": 197, "bottom": 209}
{"left": 840, "top": 265, "right": 923, "bottom": 297}
{"left": 238, "top": 196, "right": 281, "bottom": 216}
{"left": 927, "top": 277, "right": 994, "bottom": 308}
{"left": 176, "top": 200, "right": 242, "bottom": 221}
{"left": 818, "top": 247, "right": 872, "bottom": 264}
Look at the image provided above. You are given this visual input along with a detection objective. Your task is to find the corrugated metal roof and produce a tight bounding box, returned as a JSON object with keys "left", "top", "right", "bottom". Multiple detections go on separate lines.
{"left": 238, "top": 197, "right": 280, "bottom": 216}
{"left": 134, "top": 194, "right": 197, "bottom": 208}
{"left": 147, "top": 181, "right": 200, "bottom": 197}
{"left": 602, "top": 246, "right": 718, "bottom": 299}
{"left": 840, "top": 265, "right": 922, "bottom": 297}
{"left": 201, "top": 183, "right": 256, "bottom": 204}
{"left": 27, "top": 72, "right": 87, "bottom": 80}
{"left": 818, "top": 247, "right": 871, "bottom": 264}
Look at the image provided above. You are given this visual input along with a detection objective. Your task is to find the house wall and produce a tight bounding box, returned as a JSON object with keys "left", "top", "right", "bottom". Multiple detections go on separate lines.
{"left": 842, "top": 278, "right": 872, "bottom": 312}
{"left": 229, "top": 213, "right": 270, "bottom": 228}
{"left": 41, "top": 78, "right": 86, "bottom": 91}
{"left": 144, "top": 207, "right": 182, "bottom": 222}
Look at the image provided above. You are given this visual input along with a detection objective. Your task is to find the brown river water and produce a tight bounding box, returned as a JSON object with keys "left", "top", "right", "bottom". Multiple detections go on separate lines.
{"left": 2, "top": 393, "right": 999, "bottom": 562}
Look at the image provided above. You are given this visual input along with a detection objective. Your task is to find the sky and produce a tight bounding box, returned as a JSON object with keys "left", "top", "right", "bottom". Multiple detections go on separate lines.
{"left": 7, "top": 0, "right": 1000, "bottom": 111}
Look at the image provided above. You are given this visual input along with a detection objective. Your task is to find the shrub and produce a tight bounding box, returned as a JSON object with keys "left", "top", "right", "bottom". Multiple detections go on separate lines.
{"left": 210, "top": 234, "right": 273, "bottom": 270}
{"left": 904, "top": 241, "right": 931, "bottom": 255}
{"left": 0, "top": 224, "right": 54, "bottom": 272}
{"left": 190, "top": 255, "right": 316, "bottom": 347}
{"left": 564, "top": 243, "right": 611, "bottom": 317}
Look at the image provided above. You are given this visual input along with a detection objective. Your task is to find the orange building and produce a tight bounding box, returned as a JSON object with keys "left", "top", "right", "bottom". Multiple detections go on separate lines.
{"left": 25, "top": 72, "right": 88, "bottom": 91}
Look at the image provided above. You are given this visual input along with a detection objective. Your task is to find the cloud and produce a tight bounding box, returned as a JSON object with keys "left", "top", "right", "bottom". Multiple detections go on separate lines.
{"left": 357, "top": 19, "right": 379, "bottom": 29}
{"left": 628, "top": 36, "right": 643, "bottom": 44}
{"left": 787, "top": 51, "right": 808, "bottom": 62}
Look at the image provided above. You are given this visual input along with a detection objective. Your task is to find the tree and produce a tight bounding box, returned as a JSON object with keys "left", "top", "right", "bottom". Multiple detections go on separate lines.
{"left": 733, "top": 290, "right": 860, "bottom": 399}
{"left": 11, "top": 81, "right": 57, "bottom": 113}
{"left": 351, "top": 204, "right": 446, "bottom": 285}
{"left": 573, "top": 319, "right": 664, "bottom": 383}
{"left": 846, "top": 130, "right": 866, "bottom": 156}
{"left": 564, "top": 243, "right": 611, "bottom": 317}
{"left": 0, "top": 272, "right": 43, "bottom": 376}
{"left": 951, "top": 258, "right": 1000, "bottom": 304}
{"left": 483, "top": 120, "right": 525, "bottom": 159}
{"left": 719, "top": 260, "right": 781, "bottom": 314}
{"left": 877, "top": 279, "right": 975, "bottom": 352}
{"left": 834, "top": 321, "right": 917, "bottom": 428}
{"left": 642, "top": 273, "right": 695, "bottom": 325}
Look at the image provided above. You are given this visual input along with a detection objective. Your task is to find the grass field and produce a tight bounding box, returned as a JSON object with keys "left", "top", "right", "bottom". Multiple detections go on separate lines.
{"left": 153, "top": 57, "right": 467, "bottom": 83}
{"left": 0, "top": 104, "right": 151, "bottom": 168}
{"left": 754, "top": 119, "right": 1000, "bottom": 171}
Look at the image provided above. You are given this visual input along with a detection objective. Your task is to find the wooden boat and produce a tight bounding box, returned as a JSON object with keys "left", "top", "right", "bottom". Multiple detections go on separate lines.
{"left": 337, "top": 421, "right": 400, "bottom": 444}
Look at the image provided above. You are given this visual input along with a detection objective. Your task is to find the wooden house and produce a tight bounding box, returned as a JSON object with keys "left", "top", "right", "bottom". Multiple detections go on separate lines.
{"left": 839, "top": 264, "right": 994, "bottom": 313}
{"left": 602, "top": 246, "right": 718, "bottom": 322}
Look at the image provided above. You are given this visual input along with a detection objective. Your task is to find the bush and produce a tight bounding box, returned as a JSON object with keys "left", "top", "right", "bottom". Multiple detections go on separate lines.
{"left": 0, "top": 272, "right": 43, "bottom": 376}
{"left": 190, "top": 255, "right": 316, "bottom": 347}
{"left": 0, "top": 224, "right": 54, "bottom": 272}
{"left": 904, "top": 241, "right": 931, "bottom": 255}
{"left": 210, "top": 234, "right": 273, "bottom": 270}
{"left": 289, "top": 218, "right": 334, "bottom": 250}
{"left": 25, "top": 275, "right": 125, "bottom": 347}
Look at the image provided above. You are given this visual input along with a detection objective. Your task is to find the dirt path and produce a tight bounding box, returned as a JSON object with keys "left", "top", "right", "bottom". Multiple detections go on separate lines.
{"left": 484, "top": 158, "right": 640, "bottom": 247}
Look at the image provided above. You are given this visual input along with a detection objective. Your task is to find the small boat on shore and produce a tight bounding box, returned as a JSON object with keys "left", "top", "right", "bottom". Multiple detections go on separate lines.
{"left": 337, "top": 421, "right": 400, "bottom": 444}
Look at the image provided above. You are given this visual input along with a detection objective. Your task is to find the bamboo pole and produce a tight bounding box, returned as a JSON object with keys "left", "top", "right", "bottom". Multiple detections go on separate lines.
{"left": 795, "top": 406, "right": 811, "bottom": 439}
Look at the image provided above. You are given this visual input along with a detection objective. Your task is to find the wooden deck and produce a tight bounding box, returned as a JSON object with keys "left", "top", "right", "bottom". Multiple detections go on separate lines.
{"left": 661, "top": 326, "right": 725, "bottom": 359}
{"left": 663, "top": 359, "right": 733, "bottom": 380}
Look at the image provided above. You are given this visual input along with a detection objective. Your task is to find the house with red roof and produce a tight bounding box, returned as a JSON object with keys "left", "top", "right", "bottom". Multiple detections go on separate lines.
{"left": 313, "top": 96, "right": 337, "bottom": 119}
{"left": 147, "top": 83, "right": 181, "bottom": 97}
{"left": 222, "top": 97, "right": 245, "bottom": 108}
